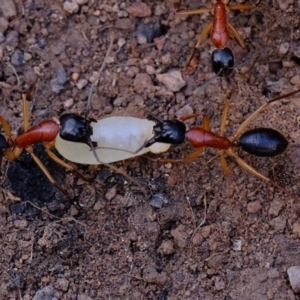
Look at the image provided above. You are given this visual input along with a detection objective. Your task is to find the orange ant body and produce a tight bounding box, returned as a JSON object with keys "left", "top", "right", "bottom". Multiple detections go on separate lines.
{"left": 176, "top": 0, "right": 254, "bottom": 73}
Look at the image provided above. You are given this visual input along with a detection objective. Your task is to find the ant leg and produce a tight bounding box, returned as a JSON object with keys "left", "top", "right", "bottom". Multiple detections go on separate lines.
{"left": 220, "top": 151, "right": 230, "bottom": 176}
{"left": 220, "top": 94, "right": 231, "bottom": 136}
{"left": 227, "top": 148, "right": 300, "bottom": 202}
{"left": 157, "top": 147, "right": 204, "bottom": 163}
{"left": 175, "top": 7, "right": 211, "bottom": 16}
{"left": 22, "top": 93, "right": 30, "bottom": 132}
{"left": 227, "top": 23, "right": 246, "bottom": 48}
{"left": 180, "top": 113, "right": 202, "bottom": 122}
{"left": 185, "top": 23, "right": 212, "bottom": 68}
{"left": 5, "top": 147, "right": 23, "bottom": 161}
{"left": 202, "top": 115, "right": 210, "bottom": 131}
{"left": 45, "top": 142, "right": 145, "bottom": 190}
{"left": 229, "top": 4, "right": 254, "bottom": 11}
{"left": 25, "top": 146, "right": 70, "bottom": 199}
{"left": 233, "top": 89, "right": 300, "bottom": 139}
{"left": 179, "top": 113, "right": 210, "bottom": 130}
{"left": 182, "top": 148, "right": 204, "bottom": 162}
{"left": 0, "top": 116, "right": 12, "bottom": 136}
{"left": 226, "top": 148, "right": 270, "bottom": 183}
{"left": 44, "top": 142, "right": 95, "bottom": 182}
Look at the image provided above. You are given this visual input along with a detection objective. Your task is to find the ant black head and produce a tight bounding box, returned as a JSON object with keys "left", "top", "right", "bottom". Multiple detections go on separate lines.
{"left": 59, "top": 114, "right": 93, "bottom": 146}
{"left": 144, "top": 120, "right": 186, "bottom": 148}
{"left": 212, "top": 48, "right": 234, "bottom": 77}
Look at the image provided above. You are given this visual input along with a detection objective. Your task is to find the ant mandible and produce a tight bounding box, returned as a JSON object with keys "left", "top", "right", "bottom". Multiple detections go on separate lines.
{"left": 176, "top": 0, "right": 254, "bottom": 74}
{"left": 0, "top": 91, "right": 174, "bottom": 198}
{"left": 138, "top": 89, "right": 300, "bottom": 199}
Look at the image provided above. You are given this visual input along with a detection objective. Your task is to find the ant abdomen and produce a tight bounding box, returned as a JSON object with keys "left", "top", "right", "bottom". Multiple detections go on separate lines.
{"left": 238, "top": 128, "right": 288, "bottom": 157}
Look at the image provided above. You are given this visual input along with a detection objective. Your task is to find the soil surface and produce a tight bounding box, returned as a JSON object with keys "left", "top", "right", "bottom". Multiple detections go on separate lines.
{"left": 0, "top": 0, "right": 300, "bottom": 299}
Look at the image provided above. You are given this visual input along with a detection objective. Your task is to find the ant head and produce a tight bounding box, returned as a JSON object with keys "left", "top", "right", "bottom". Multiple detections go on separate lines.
{"left": 59, "top": 114, "right": 93, "bottom": 145}
{"left": 147, "top": 119, "right": 186, "bottom": 147}
{"left": 211, "top": 47, "right": 234, "bottom": 77}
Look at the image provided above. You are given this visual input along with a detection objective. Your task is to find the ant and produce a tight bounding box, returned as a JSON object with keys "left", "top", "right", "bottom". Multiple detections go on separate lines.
{"left": 138, "top": 89, "right": 300, "bottom": 199}
{"left": 175, "top": 0, "right": 254, "bottom": 74}
{"left": 0, "top": 91, "right": 173, "bottom": 198}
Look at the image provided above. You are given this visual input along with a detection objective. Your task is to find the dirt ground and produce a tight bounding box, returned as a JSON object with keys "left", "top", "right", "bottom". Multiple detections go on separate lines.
{"left": 0, "top": 0, "right": 300, "bottom": 299}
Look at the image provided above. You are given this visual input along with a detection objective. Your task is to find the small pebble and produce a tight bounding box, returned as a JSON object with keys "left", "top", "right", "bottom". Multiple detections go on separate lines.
{"left": 41, "top": 28, "right": 49, "bottom": 37}
{"left": 232, "top": 239, "right": 242, "bottom": 251}
{"left": 150, "top": 194, "right": 168, "bottom": 208}
{"left": 76, "top": 78, "right": 88, "bottom": 89}
{"left": 269, "top": 216, "right": 286, "bottom": 232}
{"left": 105, "top": 186, "right": 117, "bottom": 201}
{"left": 267, "top": 268, "right": 280, "bottom": 279}
{"left": 24, "top": 52, "right": 32, "bottom": 61}
{"left": 142, "top": 266, "right": 167, "bottom": 286}
{"left": 78, "top": 294, "right": 93, "bottom": 300}
{"left": 126, "top": 3, "right": 152, "bottom": 18}
{"left": 75, "top": 0, "right": 89, "bottom": 4}
{"left": 133, "top": 73, "right": 155, "bottom": 93}
{"left": 171, "top": 224, "right": 191, "bottom": 248}
{"left": 279, "top": 42, "right": 290, "bottom": 55}
{"left": 117, "top": 38, "right": 126, "bottom": 48}
{"left": 115, "top": 19, "right": 134, "bottom": 30}
{"left": 215, "top": 279, "right": 226, "bottom": 291}
{"left": 137, "top": 34, "right": 147, "bottom": 45}
{"left": 71, "top": 72, "right": 80, "bottom": 81}
{"left": 154, "top": 5, "right": 167, "bottom": 16}
{"left": 290, "top": 75, "right": 300, "bottom": 86}
{"left": 247, "top": 200, "right": 262, "bottom": 214}
{"left": 292, "top": 219, "right": 300, "bottom": 235}
{"left": 158, "top": 240, "right": 175, "bottom": 255}
{"left": 56, "top": 278, "right": 69, "bottom": 292}
{"left": 113, "top": 97, "right": 127, "bottom": 107}
{"left": 161, "top": 53, "right": 172, "bottom": 65}
{"left": 0, "top": 32, "right": 5, "bottom": 44}
{"left": 63, "top": 1, "right": 79, "bottom": 14}
{"left": 50, "top": 78, "right": 63, "bottom": 93}
{"left": 14, "top": 220, "right": 28, "bottom": 229}
{"left": 33, "top": 285, "right": 57, "bottom": 300}
{"left": 191, "top": 232, "right": 204, "bottom": 246}
{"left": 268, "top": 199, "right": 284, "bottom": 217}
{"left": 156, "top": 70, "right": 186, "bottom": 92}
{"left": 277, "top": 0, "right": 293, "bottom": 11}
{"left": 11, "top": 49, "right": 25, "bottom": 66}
{"left": 5, "top": 30, "right": 19, "bottom": 49}
{"left": 287, "top": 266, "right": 300, "bottom": 293}
{"left": 63, "top": 98, "right": 74, "bottom": 109}
{"left": 56, "top": 67, "right": 68, "bottom": 85}
{"left": 1, "top": 0, "right": 17, "bottom": 18}
{"left": 145, "top": 65, "right": 155, "bottom": 75}
{"left": 0, "top": 18, "right": 9, "bottom": 34}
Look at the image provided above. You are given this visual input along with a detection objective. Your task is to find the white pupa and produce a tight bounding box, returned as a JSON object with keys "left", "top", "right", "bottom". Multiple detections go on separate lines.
{"left": 55, "top": 116, "right": 171, "bottom": 164}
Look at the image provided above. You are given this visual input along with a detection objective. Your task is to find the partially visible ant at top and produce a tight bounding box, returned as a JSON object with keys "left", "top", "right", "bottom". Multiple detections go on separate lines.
{"left": 175, "top": 0, "right": 254, "bottom": 74}
{"left": 137, "top": 89, "right": 300, "bottom": 201}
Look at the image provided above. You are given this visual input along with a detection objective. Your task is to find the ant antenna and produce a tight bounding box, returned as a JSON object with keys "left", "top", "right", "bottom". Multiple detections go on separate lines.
{"left": 84, "top": 31, "right": 115, "bottom": 163}
{"left": 193, "top": 69, "right": 223, "bottom": 96}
